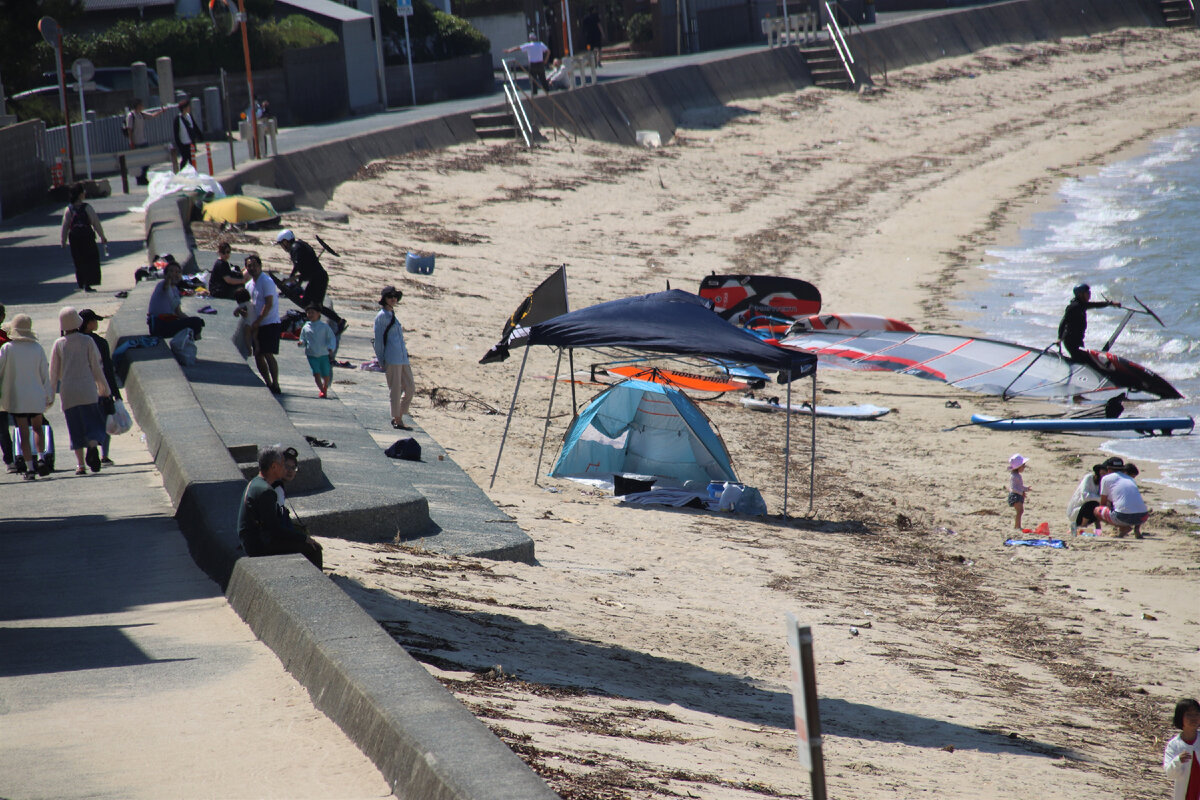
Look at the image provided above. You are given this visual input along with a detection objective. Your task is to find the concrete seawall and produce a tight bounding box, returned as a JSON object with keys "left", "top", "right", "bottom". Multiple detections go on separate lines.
{"left": 216, "top": 0, "right": 1163, "bottom": 209}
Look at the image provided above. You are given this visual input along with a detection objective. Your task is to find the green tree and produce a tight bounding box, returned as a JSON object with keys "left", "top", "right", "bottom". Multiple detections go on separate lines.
{"left": 0, "top": 0, "right": 86, "bottom": 91}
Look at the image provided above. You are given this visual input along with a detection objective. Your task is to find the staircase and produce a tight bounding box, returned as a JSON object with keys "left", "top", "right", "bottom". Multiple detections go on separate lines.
{"left": 1160, "top": 0, "right": 1196, "bottom": 26}
{"left": 471, "top": 110, "right": 517, "bottom": 141}
{"left": 802, "top": 44, "right": 853, "bottom": 89}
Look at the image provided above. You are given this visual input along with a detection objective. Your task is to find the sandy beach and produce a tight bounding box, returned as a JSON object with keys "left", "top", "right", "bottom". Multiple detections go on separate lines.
{"left": 202, "top": 26, "right": 1200, "bottom": 799}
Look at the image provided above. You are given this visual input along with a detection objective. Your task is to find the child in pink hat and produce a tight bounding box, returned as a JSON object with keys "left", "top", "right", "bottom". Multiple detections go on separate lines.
{"left": 1007, "top": 454, "right": 1031, "bottom": 530}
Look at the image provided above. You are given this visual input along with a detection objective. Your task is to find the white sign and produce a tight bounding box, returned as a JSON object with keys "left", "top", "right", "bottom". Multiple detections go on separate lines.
{"left": 785, "top": 611, "right": 812, "bottom": 771}
{"left": 72, "top": 58, "right": 94, "bottom": 83}
{"left": 396, "top": 0, "right": 413, "bottom": 17}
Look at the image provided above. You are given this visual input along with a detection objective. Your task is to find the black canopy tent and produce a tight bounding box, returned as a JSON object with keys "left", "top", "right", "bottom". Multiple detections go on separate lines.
{"left": 488, "top": 290, "right": 820, "bottom": 515}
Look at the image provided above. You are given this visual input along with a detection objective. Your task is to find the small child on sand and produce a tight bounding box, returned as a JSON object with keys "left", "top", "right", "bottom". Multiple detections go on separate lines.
{"left": 1164, "top": 698, "right": 1200, "bottom": 798}
{"left": 1007, "top": 454, "right": 1031, "bottom": 530}
{"left": 297, "top": 304, "right": 336, "bottom": 398}
{"left": 231, "top": 287, "right": 253, "bottom": 358}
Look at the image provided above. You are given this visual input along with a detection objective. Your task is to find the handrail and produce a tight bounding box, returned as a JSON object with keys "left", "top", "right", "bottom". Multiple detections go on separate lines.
{"left": 822, "top": 1, "right": 856, "bottom": 85}
{"left": 500, "top": 58, "right": 535, "bottom": 147}
{"left": 830, "top": 0, "right": 887, "bottom": 86}
{"left": 500, "top": 56, "right": 581, "bottom": 145}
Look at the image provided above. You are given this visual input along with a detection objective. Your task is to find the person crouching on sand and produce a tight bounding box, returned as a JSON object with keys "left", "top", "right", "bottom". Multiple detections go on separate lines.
{"left": 1007, "top": 454, "right": 1031, "bottom": 530}
{"left": 1164, "top": 698, "right": 1200, "bottom": 800}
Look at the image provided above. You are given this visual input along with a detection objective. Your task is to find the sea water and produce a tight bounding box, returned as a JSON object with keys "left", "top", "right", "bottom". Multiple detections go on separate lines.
{"left": 958, "top": 127, "right": 1200, "bottom": 513}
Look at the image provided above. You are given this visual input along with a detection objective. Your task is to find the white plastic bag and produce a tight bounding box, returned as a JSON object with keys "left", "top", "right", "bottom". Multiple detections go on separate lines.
{"left": 106, "top": 400, "right": 133, "bottom": 436}
{"left": 169, "top": 328, "right": 197, "bottom": 366}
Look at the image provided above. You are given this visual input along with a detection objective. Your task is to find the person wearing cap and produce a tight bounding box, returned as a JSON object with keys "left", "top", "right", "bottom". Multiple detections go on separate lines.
{"left": 147, "top": 259, "right": 205, "bottom": 341}
{"left": 504, "top": 32, "right": 552, "bottom": 95}
{"left": 1057, "top": 284, "right": 1115, "bottom": 362}
{"left": 244, "top": 254, "right": 282, "bottom": 394}
{"left": 1006, "top": 454, "right": 1031, "bottom": 530}
{"left": 0, "top": 314, "right": 55, "bottom": 479}
{"left": 373, "top": 285, "right": 415, "bottom": 430}
{"left": 237, "top": 444, "right": 323, "bottom": 569}
{"left": 1095, "top": 456, "right": 1149, "bottom": 538}
{"left": 275, "top": 229, "right": 346, "bottom": 335}
{"left": 49, "top": 307, "right": 111, "bottom": 476}
{"left": 80, "top": 309, "right": 121, "bottom": 466}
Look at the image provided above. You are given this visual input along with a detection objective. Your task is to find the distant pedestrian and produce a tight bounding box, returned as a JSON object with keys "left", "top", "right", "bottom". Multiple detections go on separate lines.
{"left": 60, "top": 183, "right": 107, "bottom": 293}
{"left": 1164, "top": 698, "right": 1200, "bottom": 800}
{"left": 0, "top": 314, "right": 54, "bottom": 479}
{"left": 49, "top": 307, "right": 111, "bottom": 476}
{"left": 237, "top": 444, "right": 323, "bottom": 569}
{"left": 505, "top": 33, "right": 552, "bottom": 95}
{"left": 80, "top": 309, "right": 120, "bottom": 465}
{"left": 173, "top": 98, "right": 202, "bottom": 170}
{"left": 1007, "top": 454, "right": 1030, "bottom": 530}
{"left": 297, "top": 304, "right": 335, "bottom": 398}
{"left": 373, "top": 285, "right": 415, "bottom": 430}
{"left": 124, "top": 99, "right": 163, "bottom": 185}
{"left": 581, "top": 6, "right": 604, "bottom": 65}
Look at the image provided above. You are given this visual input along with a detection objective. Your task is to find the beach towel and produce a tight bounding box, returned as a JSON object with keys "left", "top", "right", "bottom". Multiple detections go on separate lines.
{"left": 1004, "top": 538, "right": 1067, "bottom": 548}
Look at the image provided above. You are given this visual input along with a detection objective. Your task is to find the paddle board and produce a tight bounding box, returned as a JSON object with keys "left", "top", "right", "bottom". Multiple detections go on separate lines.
{"left": 741, "top": 396, "right": 891, "bottom": 420}
{"left": 970, "top": 414, "right": 1194, "bottom": 435}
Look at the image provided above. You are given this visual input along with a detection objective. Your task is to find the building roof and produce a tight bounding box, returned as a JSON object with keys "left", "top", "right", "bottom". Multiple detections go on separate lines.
{"left": 276, "top": 0, "right": 372, "bottom": 22}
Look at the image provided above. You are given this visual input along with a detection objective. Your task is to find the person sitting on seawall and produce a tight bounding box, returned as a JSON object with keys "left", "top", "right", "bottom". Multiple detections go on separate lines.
{"left": 274, "top": 229, "right": 346, "bottom": 335}
{"left": 546, "top": 59, "right": 570, "bottom": 91}
{"left": 146, "top": 258, "right": 205, "bottom": 340}
{"left": 1094, "top": 456, "right": 1149, "bottom": 539}
{"left": 237, "top": 444, "right": 322, "bottom": 570}
{"left": 1165, "top": 698, "right": 1200, "bottom": 800}
{"left": 1057, "top": 283, "right": 1116, "bottom": 362}
{"left": 1066, "top": 461, "right": 1106, "bottom": 532}
{"left": 207, "top": 240, "right": 246, "bottom": 300}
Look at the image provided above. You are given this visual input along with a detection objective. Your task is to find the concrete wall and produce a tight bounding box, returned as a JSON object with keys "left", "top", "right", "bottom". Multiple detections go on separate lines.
{"left": 466, "top": 11, "right": 527, "bottom": 68}
{"left": 385, "top": 53, "right": 496, "bottom": 107}
{"left": 0, "top": 120, "right": 49, "bottom": 220}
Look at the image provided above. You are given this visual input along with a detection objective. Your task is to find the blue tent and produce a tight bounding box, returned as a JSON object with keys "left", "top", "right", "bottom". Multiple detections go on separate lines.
{"left": 552, "top": 379, "right": 737, "bottom": 486}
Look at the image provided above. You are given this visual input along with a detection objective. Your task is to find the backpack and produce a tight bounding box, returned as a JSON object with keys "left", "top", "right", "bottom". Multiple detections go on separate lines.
{"left": 384, "top": 438, "right": 421, "bottom": 461}
{"left": 70, "top": 204, "right": 91, "bottom": 232}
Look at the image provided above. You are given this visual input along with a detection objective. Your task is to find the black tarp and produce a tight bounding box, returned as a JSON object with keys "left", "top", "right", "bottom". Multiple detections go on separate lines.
{"left": 525, "top": 290, "right": 816, "bottom": 378}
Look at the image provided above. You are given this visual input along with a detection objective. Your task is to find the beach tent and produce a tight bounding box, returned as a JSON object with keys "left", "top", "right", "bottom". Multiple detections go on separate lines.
{"left": 552, "top": 379, "right": 738, "bottom": 486}
{"left": 490, "top": 290, "right": 819, "bottom": 514}
{"left": 201, "top": 195, "right": 279, "bottom": 226}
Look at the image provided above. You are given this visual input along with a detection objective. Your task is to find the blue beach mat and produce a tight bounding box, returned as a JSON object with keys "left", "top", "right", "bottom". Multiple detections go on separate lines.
{"left": 1004, "top": 538, "right": 1067, "bottom": 548}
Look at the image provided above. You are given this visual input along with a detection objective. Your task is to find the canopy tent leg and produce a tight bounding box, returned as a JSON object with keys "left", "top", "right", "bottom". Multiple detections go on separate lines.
{"left": 809, "top": 371, "right": 816, "bottom": 516}
{"left": 534, "top": 347, "right": 565, "bottom": 485}
{"left": 568, "top": 348, "right": 577, "bottom": 416}
{"left": 489, "top": 346, "right": 531, "bottom": 490}
{"left": 783, "top": 372, "right": 791, "bottom": 518}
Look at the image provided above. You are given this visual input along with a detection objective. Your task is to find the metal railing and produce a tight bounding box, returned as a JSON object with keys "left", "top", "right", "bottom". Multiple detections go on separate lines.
{"left": 822, "top": 1, "right": 857, "bottom": 85}
{"left": 500, "top": 58, "right": 536, "bottom": 148}
{"left": 500, "top": 57, "right": 581, "bottom": 145}
{"left": 829, "top": 0, "right": 887, "bottom": 86}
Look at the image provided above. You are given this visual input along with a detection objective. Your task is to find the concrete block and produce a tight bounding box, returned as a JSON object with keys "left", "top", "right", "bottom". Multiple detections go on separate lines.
{"left": 241, "top": 183, "right": 296, "bottom": 213}
{"left": 226, "top": 556, "right": 560, "bottom": 800}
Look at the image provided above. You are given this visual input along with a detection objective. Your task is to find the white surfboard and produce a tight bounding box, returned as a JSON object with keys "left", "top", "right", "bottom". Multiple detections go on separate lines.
{"left": 740, "top": 396, "right": 891, "bottom": 420}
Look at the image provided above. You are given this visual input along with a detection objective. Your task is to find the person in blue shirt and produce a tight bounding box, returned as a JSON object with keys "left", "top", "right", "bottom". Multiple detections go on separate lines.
{"left": 373, "top": 285, "right": 414, "bottom": 430}
{"left": 297, "top": 304, "right": 336, "bottom": 398}
{"left": 146, "top": 259, "right": 204, "bottom": 340}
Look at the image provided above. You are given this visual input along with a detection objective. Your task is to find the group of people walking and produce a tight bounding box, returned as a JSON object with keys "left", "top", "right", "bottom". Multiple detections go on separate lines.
{"left": 0, "top": 304, "right": 118, "bottom": 480}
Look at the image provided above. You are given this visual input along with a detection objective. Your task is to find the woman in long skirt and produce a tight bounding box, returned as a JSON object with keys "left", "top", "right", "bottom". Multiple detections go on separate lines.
{"left": 60, "top": 183, "right": 107, "bottom": 293}
{"left": 49, "top": 307, "right": 111, "bottom": 475}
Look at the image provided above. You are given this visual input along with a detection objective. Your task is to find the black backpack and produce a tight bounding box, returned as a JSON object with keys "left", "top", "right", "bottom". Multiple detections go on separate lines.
{"left": 384, "top": 438, "right": 421, "bottom": 461}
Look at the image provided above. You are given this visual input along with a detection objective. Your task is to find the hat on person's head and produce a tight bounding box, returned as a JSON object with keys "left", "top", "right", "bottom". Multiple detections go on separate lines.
{"left": 59, "top": 306, "right": 83, "bottom": 333}
{"left": 1008, "top": 454, "right": 1028, "bottom": 470}
{"left": 1073, "top": 283, "right": 1091, "bottom": 299}
{"left": 79, "top": 309, "right": 105, "bottom": 324}
{"left": 1101, "top": 456, "right": 1126, "bottom": 470}
{"left": 528, "top": 31, "right": 538, "bottom": 40}
{"left": 379, "top": 285, "right": 402, "bottom": 305}
{"left": 275, "top": 229, "right": 295, "bottom": 244}
{"left": 9, "top": 314, "right": 37, "bottom": 343}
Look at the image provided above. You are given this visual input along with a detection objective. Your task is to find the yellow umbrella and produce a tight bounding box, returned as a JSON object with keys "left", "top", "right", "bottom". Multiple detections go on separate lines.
{"left": 202, "top": 195, "right": 279, "bottom": 226}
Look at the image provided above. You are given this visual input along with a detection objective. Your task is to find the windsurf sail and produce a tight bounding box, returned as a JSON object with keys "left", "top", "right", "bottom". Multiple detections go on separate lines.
{"left": 777, "top": 329, "right": 1182, "bottom": 401}
{"left": 480, "top": 265, "right": 569, "bottom": 364}
{"left": 596, "top": 365, "right": 759, "bottom": 393}
{"left": 699, "top": 274, "right": 821, "bottom": 323}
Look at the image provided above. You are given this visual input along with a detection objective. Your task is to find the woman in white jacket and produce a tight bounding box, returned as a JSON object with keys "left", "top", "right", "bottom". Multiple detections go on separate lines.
{"left": 373, "top": 285, "right": 414, "bottom": 431}
{"left": 0, "top": 314, "right": 55, "bottom": 478}
{"left": 1164, "top": 698, "right": 1200, "bottom": 800}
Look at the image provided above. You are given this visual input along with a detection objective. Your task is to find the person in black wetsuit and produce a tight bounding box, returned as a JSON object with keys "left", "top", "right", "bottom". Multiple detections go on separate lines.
{"left": 275, "top": 229, "right": 346, "bottom": 335}
{"left": 1057, "top": 283, "right": 1115, "bottom": 362}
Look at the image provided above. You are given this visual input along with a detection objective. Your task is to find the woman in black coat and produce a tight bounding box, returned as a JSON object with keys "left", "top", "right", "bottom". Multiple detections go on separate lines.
{"left": 59, "top": 183, "right": 107, "bottom": 293}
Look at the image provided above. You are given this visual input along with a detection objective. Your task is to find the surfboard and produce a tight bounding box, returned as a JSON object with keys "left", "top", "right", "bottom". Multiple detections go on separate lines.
{"left": 741, "top": 396, "right": 891, "bottom": 419}
{"left": 970, "top": 414, "right": 1194, "bottom": 435}
{"left": 598, "top": 365, "right": 755, "bottom": 393}
{"left": 785, "top": 314, "right": 915, "bottom": 333}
